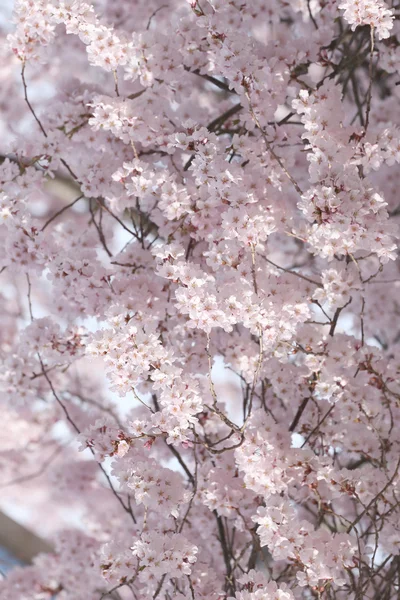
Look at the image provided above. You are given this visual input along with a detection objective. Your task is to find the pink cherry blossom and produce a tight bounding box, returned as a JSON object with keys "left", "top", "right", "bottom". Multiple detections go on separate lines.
{"left": 0, "top": 0, "right": 400, "bottom": 598}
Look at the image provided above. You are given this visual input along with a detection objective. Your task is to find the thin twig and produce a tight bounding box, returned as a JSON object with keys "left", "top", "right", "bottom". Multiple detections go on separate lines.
{"left": 347, "top": 455, "right": 400, "bottom": 533}
{"left": 329, "top": 298, "right": 352, "bottom": 336}
{"left": 244, "top": 90, "right": 304, "bottom": 196}
{"left": 41, "top": 194, "right": 84, "bottom": 231}
{"left": 153, "top": 574, "right": 166, "bottom": 599}
{"left": 307, "top": 0, "right": 318, "bottom": 29}
{"left": 364, "top": 26, "right": 375, "bottom": 134}
{"left": 301, "top": 404, "right": 335, "bottom": 447}
{"left": 26, "top": 273, "right": 34, "bottom": 321}
{"left": 146, "top": 5, "right": 168, "bottom": 30}
{"left": 21, "top": 62, "right": 47, "bottom": 138}
{"left": 289, "top": 397, "right": 310, "bottom": 433}
{"left": 38, "top": 355, "right": 136, "bottom": 522}
{"left": 113, "top": 70, "right": 120, "bottom": 97}
{"left": 89, "top": 200, "right": 113, "bottom": 257}
{"left": 0, "top": 444, "right": 64, "bottom": 488}
{"left": 260, "top": 255, "right": 321, "bottom": 287}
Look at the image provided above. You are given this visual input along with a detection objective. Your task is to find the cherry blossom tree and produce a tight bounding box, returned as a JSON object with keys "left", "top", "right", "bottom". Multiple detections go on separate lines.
{"left": 1, "top": 0, "right": 400, "bottom": 598}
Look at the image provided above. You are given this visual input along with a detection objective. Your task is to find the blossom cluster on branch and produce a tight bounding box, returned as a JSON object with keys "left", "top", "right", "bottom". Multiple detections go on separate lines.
{"left": 0, "top": 0, "right": 400, "bottom": 599}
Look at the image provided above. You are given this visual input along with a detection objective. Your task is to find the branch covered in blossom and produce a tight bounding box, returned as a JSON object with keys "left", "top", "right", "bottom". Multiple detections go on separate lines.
{"left": 0, "top": 0, "right": 400, "bottom": 599}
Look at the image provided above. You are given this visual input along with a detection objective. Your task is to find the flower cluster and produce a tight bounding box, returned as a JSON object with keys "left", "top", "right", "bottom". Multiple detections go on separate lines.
{"left": 1, "top": 0, "right": 400, "bottom": 599}
{"left": 339, "top": 0, "right": 394, "bottom": 39}
{"left": 132, "top": 531, "right": 198, "bottom": 581}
